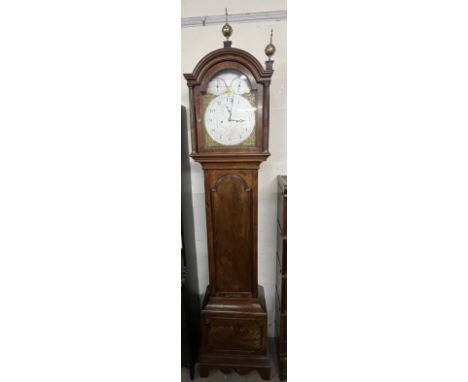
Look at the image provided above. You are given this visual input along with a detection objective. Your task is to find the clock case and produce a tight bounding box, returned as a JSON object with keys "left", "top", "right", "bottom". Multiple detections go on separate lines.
{"left": 184, "top": 43, "right": 274, "bottom": 380}
{"left": 184, "top": 43, "right": 273, "bottom": 160}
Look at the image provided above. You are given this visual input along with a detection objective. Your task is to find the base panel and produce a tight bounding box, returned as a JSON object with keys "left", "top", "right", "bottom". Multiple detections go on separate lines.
{"left": 198, "top": 285, "right": 271, "bottom": 380}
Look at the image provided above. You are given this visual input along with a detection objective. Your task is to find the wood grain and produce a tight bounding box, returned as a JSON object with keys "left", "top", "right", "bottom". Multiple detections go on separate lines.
{"left": 184, "top": 43, "right": 274, "bottom": 380}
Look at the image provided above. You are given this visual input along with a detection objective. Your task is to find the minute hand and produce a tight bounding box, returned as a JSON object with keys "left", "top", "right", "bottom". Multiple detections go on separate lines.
{"left": 224, "top": 105, "right": 233, "bottom": 120}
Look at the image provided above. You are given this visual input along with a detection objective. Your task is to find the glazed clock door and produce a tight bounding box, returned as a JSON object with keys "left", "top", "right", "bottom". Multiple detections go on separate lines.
{"left": 203, "top": 70, "right": 256, "bottom": 147}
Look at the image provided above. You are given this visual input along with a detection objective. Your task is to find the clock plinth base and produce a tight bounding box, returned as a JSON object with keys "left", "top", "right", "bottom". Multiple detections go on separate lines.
{"left": 198, "top": 285, "right": 271, "bottom": 380}
{"left": 198, "top": 358, "right": 271, "bottom": 380}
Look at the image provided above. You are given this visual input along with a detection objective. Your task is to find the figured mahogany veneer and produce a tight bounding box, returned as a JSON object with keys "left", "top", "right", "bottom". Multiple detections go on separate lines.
{"left": 184, "top": 43, "right": 274, "bottom": 380}
{"left": 198, "top": 285, "right": 270, "bottom": 380}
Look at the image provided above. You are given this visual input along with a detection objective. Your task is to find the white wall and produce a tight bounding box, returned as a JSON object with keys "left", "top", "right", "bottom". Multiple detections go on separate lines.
{"left": 181, "top": 0, "right": 287, "bottom": 336}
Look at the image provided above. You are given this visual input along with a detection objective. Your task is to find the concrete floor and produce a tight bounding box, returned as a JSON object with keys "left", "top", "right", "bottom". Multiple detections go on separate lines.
{"left": 181, "top": 339, "right": 282, "bottom": 382}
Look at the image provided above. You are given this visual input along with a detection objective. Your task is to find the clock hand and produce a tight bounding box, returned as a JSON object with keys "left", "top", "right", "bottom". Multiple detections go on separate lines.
{"left": 229, "top": 97, "right": 235, "bottom": 120}
{"left": 224, "top": 105, "right": 233, "bottom": 121}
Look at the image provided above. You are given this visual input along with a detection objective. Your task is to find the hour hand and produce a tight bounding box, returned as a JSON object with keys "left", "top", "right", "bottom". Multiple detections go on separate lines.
{"left": 231, "top": 118, "right": 245, "bottom": 123}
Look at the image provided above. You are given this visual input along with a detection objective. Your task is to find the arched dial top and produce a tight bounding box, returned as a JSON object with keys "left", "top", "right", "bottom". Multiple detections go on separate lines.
{"left": 184, "top": 47, "right": 273, "bottom": 86}
{"left": 184, "top": 46, "right": 274, "bottom": 162}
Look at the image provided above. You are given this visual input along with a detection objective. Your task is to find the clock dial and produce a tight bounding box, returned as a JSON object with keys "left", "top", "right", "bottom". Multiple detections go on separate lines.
{"left": 231, "top": 75, "right": 250, "bottom": 95}
{"left": 204, "top": 69, "right": 256, "bottom": 147}
{"left": 206, "top": 70, "right": 250, "bottom": 95}
{"left": 204, "top": 93, "right": 255, "bottom": 146}
{"left": 207, "top": 77, "right": 227, "bottom": 96}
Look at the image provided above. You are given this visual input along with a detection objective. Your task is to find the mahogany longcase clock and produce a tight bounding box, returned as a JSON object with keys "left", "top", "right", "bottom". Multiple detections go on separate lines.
{"left": 184, "top": 18, "right": 276, "bottom": 380}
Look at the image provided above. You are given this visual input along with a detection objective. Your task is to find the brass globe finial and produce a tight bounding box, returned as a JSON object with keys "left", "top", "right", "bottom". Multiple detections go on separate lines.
{"left": 222, "top": 8, "right": 232, "bottom": 40}
{"left": 265, "top": 29, "right": 276, "bottom": 60}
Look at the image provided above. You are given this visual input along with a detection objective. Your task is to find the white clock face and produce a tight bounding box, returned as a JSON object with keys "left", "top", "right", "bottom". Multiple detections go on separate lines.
{"left": 231, "top": 77, "right": 250, "bottom": 95}
{"left": 207, "top": 71, "right": 250, "bottom": 96}
{"left": 204, "top": 70, "right": 256, "bottom": 146}
{"left": 204, "top": 94, "right": 255, "bottom": 146}
{"left": 207, "top": 77, "right": 227, "bottom": 96}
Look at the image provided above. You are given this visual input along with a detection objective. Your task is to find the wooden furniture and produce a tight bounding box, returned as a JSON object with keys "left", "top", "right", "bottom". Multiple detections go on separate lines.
{"left": 184, "top": 25, "right": 275, "bottom": 381}
{"left": 181, "top": 255, "right": 194, "bottom": 379}
{"left": 275, "top": 175, "right": 287, "bottom": 380}
{"left": 181, "top": 106, "right": 201, "bottom": 380}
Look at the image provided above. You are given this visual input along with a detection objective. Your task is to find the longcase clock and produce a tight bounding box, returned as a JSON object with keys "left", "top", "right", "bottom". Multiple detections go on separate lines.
{"left": 184, "top": 17, "right": 276, "bottom": 380}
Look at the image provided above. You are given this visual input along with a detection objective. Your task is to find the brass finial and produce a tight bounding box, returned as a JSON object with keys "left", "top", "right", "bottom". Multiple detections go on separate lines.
{"left": 222, "top": 8, "right": 233, "bottom": 40}
{"left": 265, "top": 29, "right": 276, "bottom": 60}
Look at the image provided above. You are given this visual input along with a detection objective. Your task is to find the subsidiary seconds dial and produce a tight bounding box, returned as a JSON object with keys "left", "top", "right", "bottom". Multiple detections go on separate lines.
{"left": 204, "top": 94, "right": 255, "bottom": 146}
